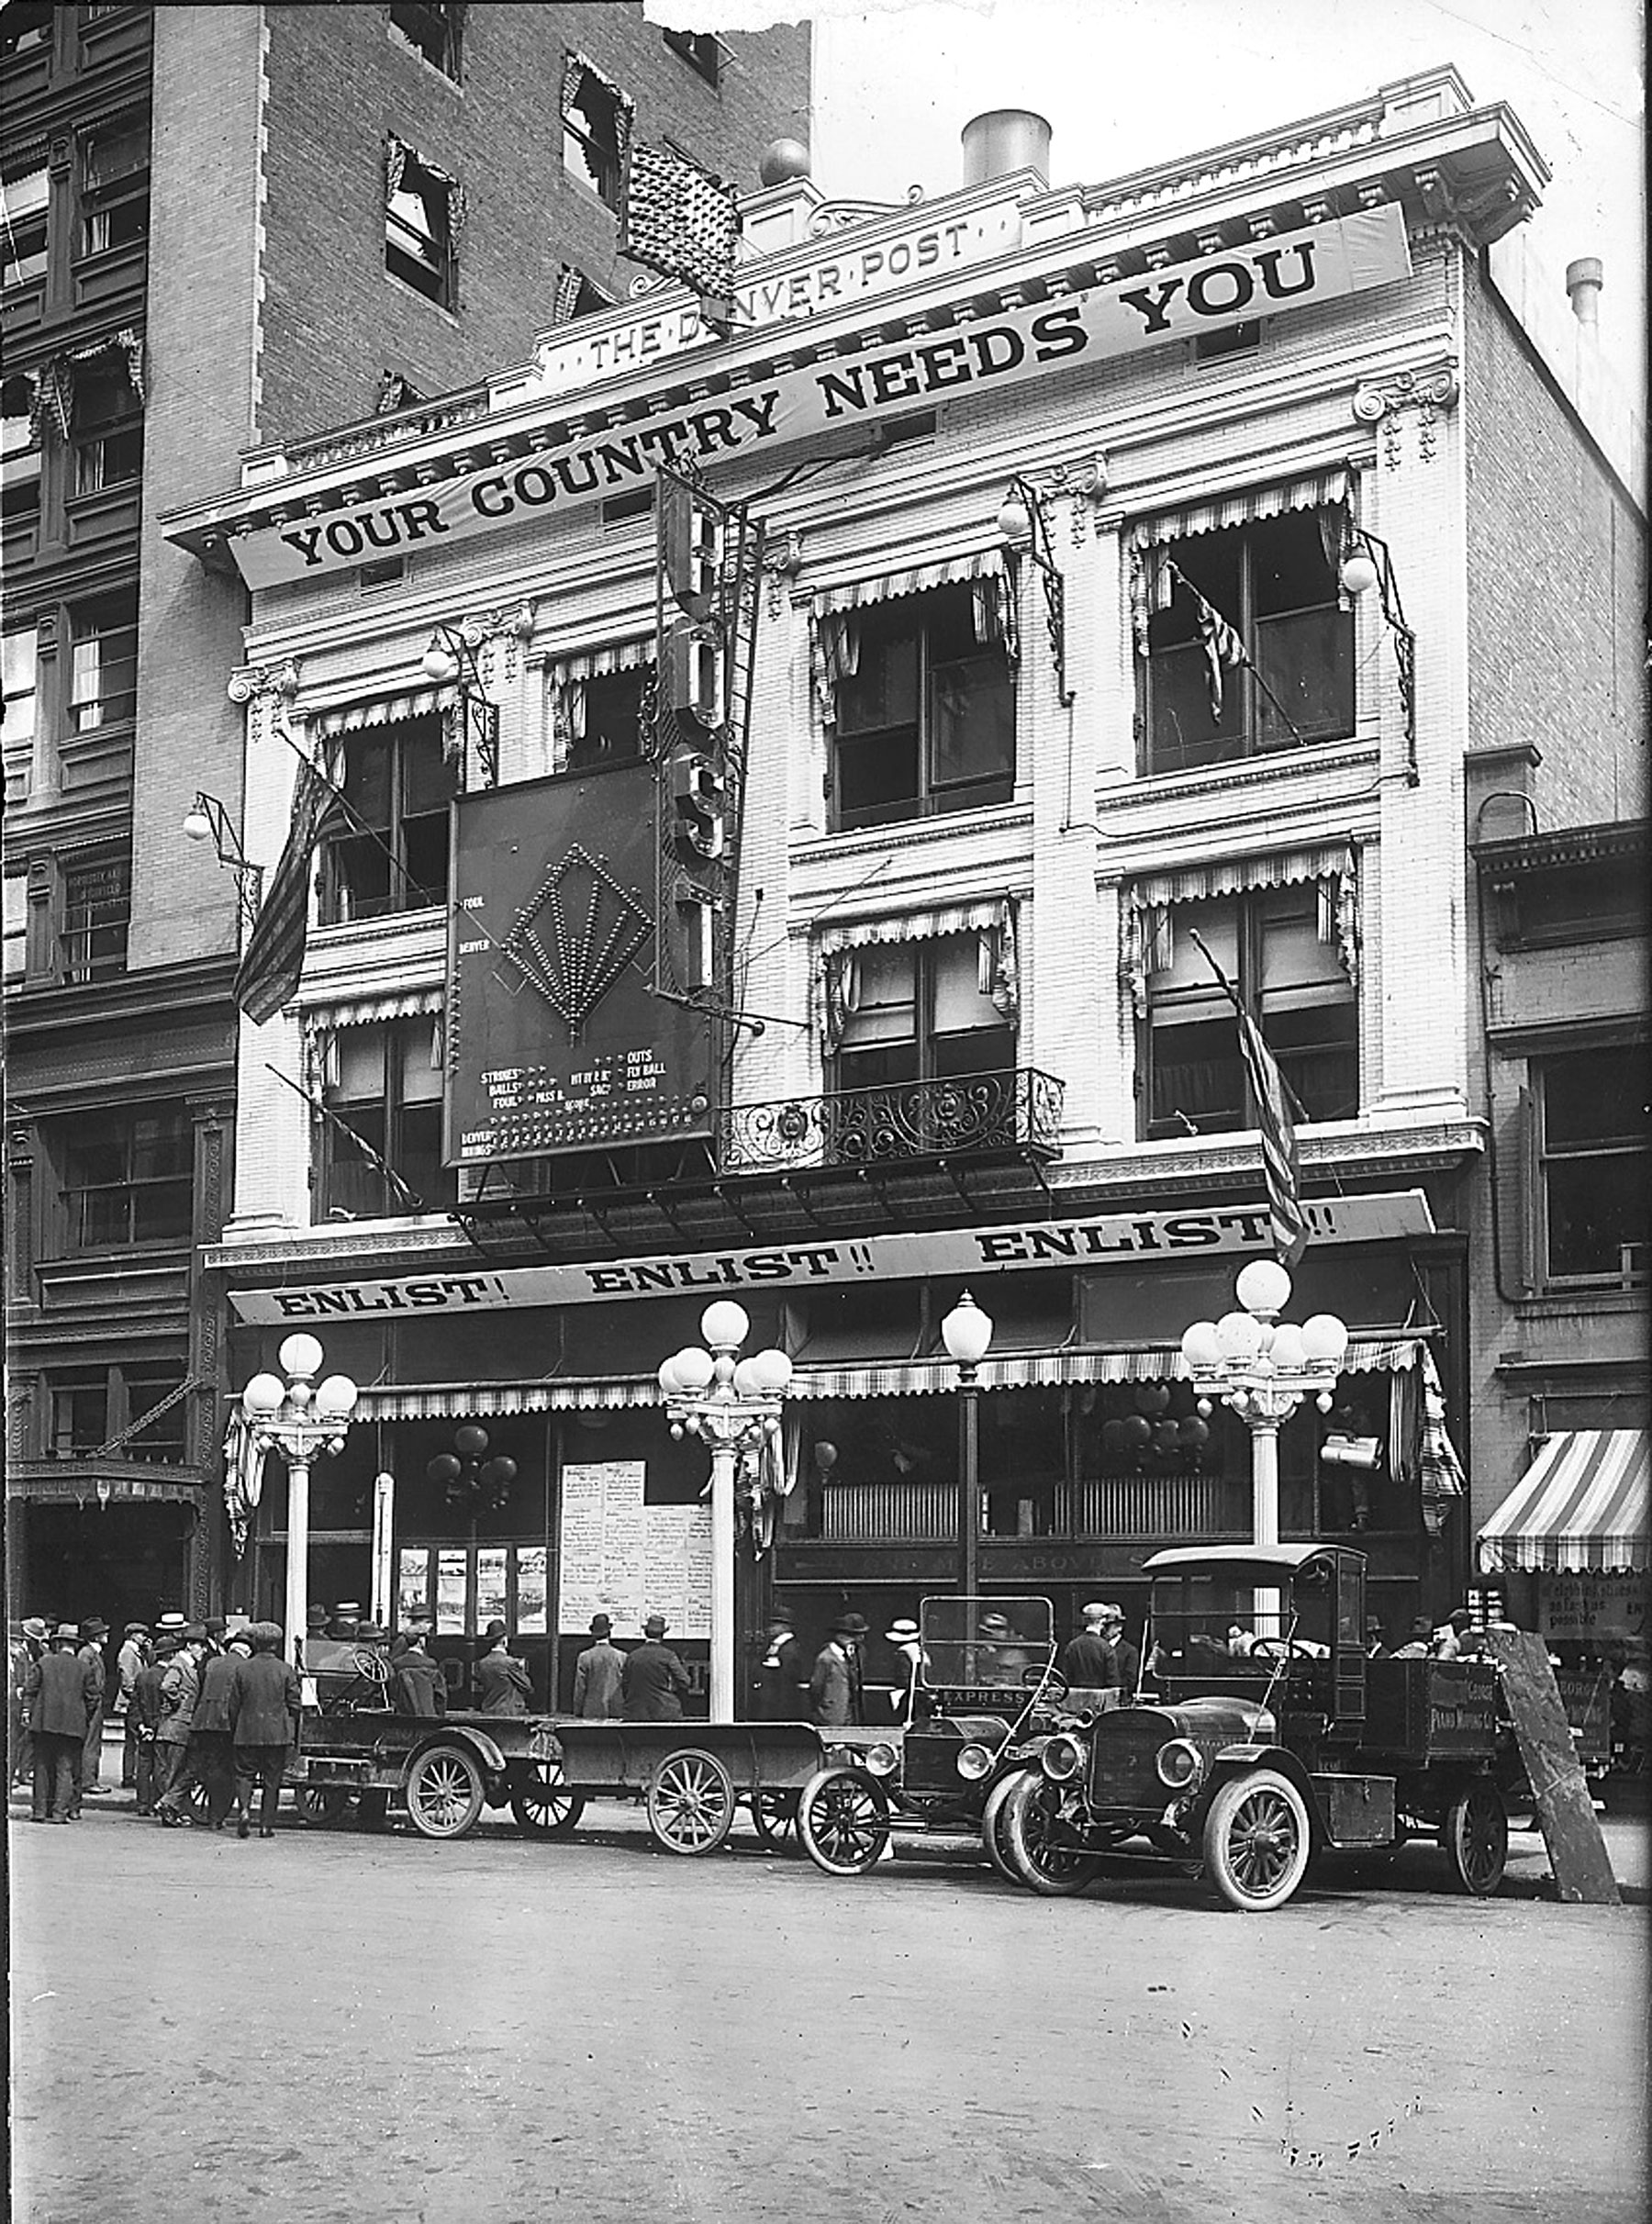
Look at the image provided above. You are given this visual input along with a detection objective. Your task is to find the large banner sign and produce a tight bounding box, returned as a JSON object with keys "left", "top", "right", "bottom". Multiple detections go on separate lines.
{"left": 232, "top": 207, "right": 1410, "bottom": 588}
{"left": 443, "top": 763, "right": 716, "bottom": 1164}
{"left": 229, "top": 1189, "right": 1434, "bottom": 1324}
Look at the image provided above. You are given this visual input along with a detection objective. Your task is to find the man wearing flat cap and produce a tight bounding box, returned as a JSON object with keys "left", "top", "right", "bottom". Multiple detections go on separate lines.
{"left": 621, "top": 1615, "right": 691, "bottom": 1722}
{"left": 1060, "top": 1604, "right": 1120, "bottom": 1694}
{"left": 573, "top": 1614, "right": 625, "bottom": 1719}
{"left": 473, "top": 1621, "right": 532, "bottom": 1715}
{"left": 809, "top": 1613, "right": 867, "bottom": 1727}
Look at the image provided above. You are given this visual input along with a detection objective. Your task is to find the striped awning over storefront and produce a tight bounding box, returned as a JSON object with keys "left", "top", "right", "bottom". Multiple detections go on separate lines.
{"left": 1478, "top": 1431, "right": 1650, "bottom": 1574}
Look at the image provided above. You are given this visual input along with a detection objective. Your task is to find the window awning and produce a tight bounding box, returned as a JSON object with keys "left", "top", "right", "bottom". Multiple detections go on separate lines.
{"left": 789, "top": 1337, "right": 1426, "bottom": 1400}
{"left": 355, "top": 1378, "right": 658, "bottom": 1421}
{"left": 543, "top": 637, "right": 653, "bottom": 687}
{"left": 809, "top": 549, "right": 1012, "bottom": 726}
{"left": 1128, "top": 465, "right": 1353, "bottom": 549}
{"left": 300, "top": 986, "right": 444, "bottom": 1028}
{"left": 312, "top": 684, "right": 456, "bottom": 737}
{"left": 817, "top": 896, "right": 1016, "bottom": 959}
{"left": 1477, "top": 1431, "right": 1649, "bottom": 1575}
{"left": 809, "top": 546, "right": 1008, "bottom": 620}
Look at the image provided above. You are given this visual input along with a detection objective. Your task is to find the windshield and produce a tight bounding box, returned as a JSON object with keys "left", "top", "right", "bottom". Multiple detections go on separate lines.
{"left": 1147, "top": 1565, "right": 1334, "bottom": 1678}
{"left": 918, "top": 1596, "right": 1055, "bottom": 1689}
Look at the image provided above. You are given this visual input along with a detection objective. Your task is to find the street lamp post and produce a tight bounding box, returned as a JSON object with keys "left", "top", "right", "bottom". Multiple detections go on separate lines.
{"left": 658, "top": 1302, "right": 793, "bottom": 1723}
{"left": 240, "top": 1333, "right": 360, "bottom": 1668}
{"left": 1179, "top": 1260, "right": 1347, "bottom": 1631}
{"left": 941, "top": 1290, "right": 994, "bottom": 1604}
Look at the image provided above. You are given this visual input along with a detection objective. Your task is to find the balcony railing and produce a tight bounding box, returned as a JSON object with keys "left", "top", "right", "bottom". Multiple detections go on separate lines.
{"left": 814, "top": 1473, "right": 1253, "bottom": 1546}
{"left": 722, "top": 1067, "right": 1064, "bottom": 1174}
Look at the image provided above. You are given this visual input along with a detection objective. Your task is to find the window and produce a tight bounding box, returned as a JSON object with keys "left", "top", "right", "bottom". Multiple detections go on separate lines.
{"left": 2, "top": 381, "right": 40, "bottom": 529}
{"left": 562, "top": 61, "right": 629, "bottom": 209}
{"left": 388, "top": 3, "right": 463, "bottom": 78}
{"left": 78, "top": 114, "right": 149, "bottom": 259}
{"left": 1, "top": 6, "right": 54, "bottom": 57}
{"left": 61, "top": 851, "right": 130, "bottom": 980}
{"left": 49, "top": 1372, "right": 107, "bottom": 1458}
{"left": 68, "top": 592, "right": 139, "bottom": 730}
{"left": 3, "top": 625, "right": 37, "bottom": 747}
{"left": 567, "top": 665, "right": 649, "bottom": 772}
{"left": 71, "top": 359, "right": 142, "bottom": 493}
{"left": 46, "top": 1363, "right": 186, "bottom": 1461}
{"left": 320, "top": 1018, "right": 454, "bottom": 1219}
{"left": 122, "top": 1363, "right": 189, "bottom": 1462}
{"left": 1139, "top": 511, "right": 1353, "bottom": 773}
{"left": 1144, "top": 889, "right": 1357, "bottom": 1137}
{"left": 1536, "top": 1046, "right": 1650, "bottom": 1288}
{"left": 831, "top": 585, "right": 1015, "bottom": 831}
{"left": 663, "top": 28, "right": 720, "bottom": 85}
{"left": 1, "top": 166, "right": 49, "bottom": 289}
{"left": 320, "top": 713, "right": 458, "bottom": 922}
{"left": 553, "top": 263, "right": 612, "bottom": 323}
{"left": 1192, "top": 321, "right": 1260, "bottom": 361}
{"left": 60, "top": 1101, "right": 192, "bottom": 1249}
{"left": 386, "top": 145, "right": 456, "bottom": 307}
{"left": 833, "top": 935, "right": 1014, "bottom": 1094}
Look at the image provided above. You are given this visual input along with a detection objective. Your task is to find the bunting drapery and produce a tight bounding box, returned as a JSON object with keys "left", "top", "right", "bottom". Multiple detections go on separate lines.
{"left": 1119, "top": 844, "right": 1360, "bottom": 1017}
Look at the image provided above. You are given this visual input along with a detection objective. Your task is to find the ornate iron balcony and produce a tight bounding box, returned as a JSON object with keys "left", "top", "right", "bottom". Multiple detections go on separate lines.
{"left": 721, "top": 1067, "right": 1065, "bottom": 1174}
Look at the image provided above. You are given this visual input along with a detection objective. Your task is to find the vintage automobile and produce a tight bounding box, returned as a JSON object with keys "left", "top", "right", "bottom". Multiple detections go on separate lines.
{"left": 998, "top": 1544, "right": 1517, "bottom": 1912}
{"left": 795, "top": 1595, "right": 1117, "bottom": 1876}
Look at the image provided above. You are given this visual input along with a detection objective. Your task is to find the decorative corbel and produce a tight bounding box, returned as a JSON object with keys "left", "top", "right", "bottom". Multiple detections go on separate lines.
{"left": 1352, "top": 366, "right": 1460, "bottom": 467}
{"left": 762, "top": 530, "right": 805, "bottom": 614}
{"left": 226, "top": 660, "right": 301, "bottom": 706}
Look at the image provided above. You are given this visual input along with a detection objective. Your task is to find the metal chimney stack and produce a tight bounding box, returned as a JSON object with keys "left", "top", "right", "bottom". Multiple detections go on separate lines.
{"left": 1565, "top": 256, "right": 1603, "bottom": 326}
{"left": 961, "top": 109, "right": 1052, "bottom": 186}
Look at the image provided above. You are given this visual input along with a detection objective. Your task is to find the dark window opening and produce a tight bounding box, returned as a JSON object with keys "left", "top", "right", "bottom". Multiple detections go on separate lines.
{"left": 1192, "top": 320, "right": 1261, "bottom": 361}
{"left": 68, "top": 591, "right": 138, "bottom": 731}
{"left": 389, "top": 3, "right": 463, "bottom": 78}
{"left": 49, "top": 1373, "right": 107, "bottom": 1458}
{"left": 1501, "top": 856, "right": 1645, "bottom": 946}
{"left": 1538, "top": 1045, "right": 1650, "bottom": 1288}
{"left": 1, "top": 6, "right": 54, "bottom": 57}
{"left": 72, "top": 361, "right": 142, "bottom": 494}
{"left": 60, "top": 1101, "right": 191, "bottom": 1250}
{"left": 320, "top": 1017, "right": 455, "bottom": 1220}
{"left": 870, "top": 409, "right": 938, "bottom": 450}
{"left": 663, "top": 28, "right": 720, "bottom": 85}
{"left": 568, "top": 665, "right": 650, "bottom": 773}
{"left": 833, "top": 934, "right": 1015, "bottom": 1098}
{"left": 61, "top": 851, "right": 130, "bottom": 981}
{"left": 78, "top": 113, "right": 149, "bottom": 260}
{"left": 563, "top": 64, "right": 627, "bottom": 209}
{"left": 1144, "top": 888, "right": 1357, "bottom": 1138}
{"left": 602, "top": 486, "right": 653, "bottom": 526}
{"left": 320, "top": 713, "right": 457, "bottom": 922}
{"left": 359, "top": 556, "right": 406, "bottom": 589}
{"left": 832, "top": 584, "right": 1014, "bottom": 831}
{"left": 386, "top": 148, "right": 455, "bottom": 307}
{"left": 1140, "top": 509, "right": 1353, "bottom": 774}
{"left": 123, "top": 1365, "right": 189, "bottom": 1462}
{"left": 556, "top": 264, "right": 613, "bottom": 322}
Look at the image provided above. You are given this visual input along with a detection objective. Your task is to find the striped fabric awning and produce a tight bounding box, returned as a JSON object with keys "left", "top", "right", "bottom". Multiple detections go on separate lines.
{"left": 311, "top": 685, "right": 458, "bottom": 737}
{"left": 788, "top": 1337, "right": 1426, "bottom": 1400}
{"left": 1477, "top": 1431, "right": 1649, "bottom": 1575}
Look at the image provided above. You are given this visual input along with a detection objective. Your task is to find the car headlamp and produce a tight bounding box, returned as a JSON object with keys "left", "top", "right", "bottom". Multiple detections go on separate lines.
{"left": 863, "top": 1742, "right": 899, "bottom": 1778}
{"left": 1155, "top": 1738, "right": 1202, "bottom": 1791}
{"left": 1041, "top": 1734, "right": 1084, "bottom": 1783}
{"left": 955, "top": 1743, "right": 994, "bottom": 1783}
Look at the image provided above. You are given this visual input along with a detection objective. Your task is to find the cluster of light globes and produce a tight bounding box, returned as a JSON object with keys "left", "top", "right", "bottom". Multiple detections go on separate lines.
{"left": 427, "top": 1424, "right": 519, "bottom": 1512}
{"left": 657, "top": 1302, "right": 794, "bottom": 1443}
{"left": 241, "top": 1333, "right": 359, "bottom": 1432}
{"left": 1179, "top": 1258, "right": 1350, "bottom": 1417}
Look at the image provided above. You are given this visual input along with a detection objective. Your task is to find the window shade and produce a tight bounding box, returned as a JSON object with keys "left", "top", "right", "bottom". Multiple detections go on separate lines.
{"left": 1120, "top": 844, "right": 1359, "bottom": 1017}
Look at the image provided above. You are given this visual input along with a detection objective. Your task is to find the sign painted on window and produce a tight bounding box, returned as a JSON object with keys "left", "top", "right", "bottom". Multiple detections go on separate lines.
{"left": 443, "top": 763, "right": 717, "bottom": 1164}
{"left": 228, "top": 1189, "right": 1435, "bottom": 1324}
{"left": 229, "top": 207, "right": 1411, "bottom": 588}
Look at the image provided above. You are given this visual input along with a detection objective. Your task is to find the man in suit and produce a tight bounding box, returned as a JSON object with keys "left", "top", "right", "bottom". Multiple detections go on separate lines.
{"left": 473, "top": 1621, "right": 531, "bottom": 1714}
{"left": 621, "top": 1615, "right": 691, "bottom": 1722}
{"left": 757, "top": 1613, "right": 809, "bottom": 1720}
{"left": 157, "top": 1627, "right": 240, "bottom": 1829}
{"left": 115, "top": 1623, "right": 150, "bottom": 1789}
{"left": 572, "top": 1615, "right": 626, "bottom": 1718}
{"left": 229, "top": 1622, "right": 302, "bottom": 1838}
{"left": 1099, "top": 1604, "right": 1140, "bottom": 1695}
{"left": 128, "top": 1634, "right": 173, "bottom": 1815}
{"left": 1059, "top": 1603, "right": 1121, "bottom": 1694}
{"left": 74, "top": 1615, "right": 109, "bottom": 1802}
{"left": 24, "top": 1626, "right": 100, "bottom": 1822}
{"left": 9, "top": 1615, "right": 49, "bottom": 1788}
{"left": 153, "top": 1627, "right": 205, "bottom": 1819}
{"left": 390, "top": 1630, "right": 446, "bottom": 1715}
{"left": 809, "top": 1613, "right": 867, "bottom": 1727}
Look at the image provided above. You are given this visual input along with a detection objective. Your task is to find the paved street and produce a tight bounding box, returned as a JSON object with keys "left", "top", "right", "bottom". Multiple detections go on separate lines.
{"left": 9, "top": 1791, "right": 1647, "bottom": 2224}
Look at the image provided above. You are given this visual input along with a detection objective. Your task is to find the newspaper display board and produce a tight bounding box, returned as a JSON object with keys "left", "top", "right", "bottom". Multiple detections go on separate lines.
{"left": 558, "top": 1458, "right": 711, "bottom": 1638}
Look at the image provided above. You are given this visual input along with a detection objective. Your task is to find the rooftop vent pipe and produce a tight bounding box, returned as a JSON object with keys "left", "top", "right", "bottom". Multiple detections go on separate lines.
{"left": 961, "top": 109, "right": 1051, "bottom": 187}
{"left": 1565, "top": 256, "right": 1602, "bottom": 325}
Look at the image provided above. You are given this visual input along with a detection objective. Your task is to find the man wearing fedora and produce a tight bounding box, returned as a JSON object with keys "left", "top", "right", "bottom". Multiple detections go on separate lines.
{"left": 390, "top": 1626, "right": 446, "bottom": 1715}
{"left": 621, "top": 1615, "right": 691, "bottom": 1721}
{"left": 809, "top": 1613, "right": 867, "bottom": 1726}
{"left": 1099, "top": 1604, "right": 1139, "bottom": 1695}
{"left": 74, "top": 1615, "right": 110, "bottom": 1799}
{"left": 1060, "top": 1604, "right": 1120, "bottom": 1693}
{"left": 474, "top": 1621, "right": 532, "bottom": 1714}
{"left": 128, "top": 1632, "right": 173, "bottom": 1815}
{"left": 757, "top": 1611, "right": 809, "bottom": 1720}
{"left": 229, "top": 1623, "right": 301, "bottom": 1838}
{"left": 24, "top": 1626, "right": 100, "bottom": 1822}
{"left": 10, "top": 1615, "right": 49, "bottom": 1787}
{"left": 572, "top": 1615, "right": 625, "bottom": 1718}
{"left": 115, "top": 1622, "right": 151, "bottom": 1789}
{"left": 157, "top": 1622, "right": 241, "bottom": 1828}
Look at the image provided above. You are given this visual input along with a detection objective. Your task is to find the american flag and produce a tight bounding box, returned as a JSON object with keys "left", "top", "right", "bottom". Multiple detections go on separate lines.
{"left": 1195, "top": 598, "right": 1248, "bottom": 720}
{"left": 233, "top": 756, "right": 352, "bottom": 1024}
{"left": 1189, "top": 928, "right": 1308, "bottom": 1266}
{"left": 620, "top": 140, "right": 741, "bottom": 322}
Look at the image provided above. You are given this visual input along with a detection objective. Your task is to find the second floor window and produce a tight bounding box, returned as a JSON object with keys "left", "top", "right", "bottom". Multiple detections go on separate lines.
{"left": 1143, "top": 888, "right": 1357, "bottom": 1138}
{"left": 830, "top": 585, "right": 1015, "bottom": 831}
{"left": 68, "top": 592, "right": 139, "bottom": 730}
{"left": 61, "top": 851, "right": 130, "bottom": 980}
{"left": 60, "top": 1101, "right": 192, "bottom": 1250}
{"left": 1137, "top": 509, "right": 1353, "bottom": 773}
{"left": 1535, "top": 1045, "right": 1650, "bottom": 1290}
{"left": 832, "top": 934, "right": 1015, "bottom": 1093}
{"left": 320, "top": 713, "right": 457, "bottom": 922}
{"left": 320, "top": 1018, "right": 453, "bottom": 1219}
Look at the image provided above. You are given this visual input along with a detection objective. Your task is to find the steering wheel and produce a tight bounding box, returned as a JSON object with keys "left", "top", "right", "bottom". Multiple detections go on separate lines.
{"left": 1023, "top": 1663, "right": 1068, "bottom": 1702}
{"left": 1248, "top": 1637, "right": 1316, "bottom": 1662}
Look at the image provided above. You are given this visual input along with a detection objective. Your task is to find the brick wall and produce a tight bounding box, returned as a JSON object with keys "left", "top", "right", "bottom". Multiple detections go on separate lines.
{"left": 257, "top": 1, "right": 809, "bottom": 446}
{"left": 1463, "top": 261, "right": 1647, "bottom": 829}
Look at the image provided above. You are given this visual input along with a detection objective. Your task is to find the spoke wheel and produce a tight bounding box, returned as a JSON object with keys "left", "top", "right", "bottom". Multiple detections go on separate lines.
{"left": 1441, "top": 1778, "right": 1508, "bottom": 1896}
{"left": 1001, "top": 1771, "right": 1104, "bottom": 1896}
{"left": 406, "top": 1743, "right": 486, "bottom": 1840}
{"left": 509, "top": 1760, "right": 587, "bottom": 1838}
{"left": 645, "top": 1748, "right": 736, "bottom": 1856}
{"left": 1202, "top": 1769, "right": 1312, "bottom": 1912}
{"left": 981, "top": 1769, "right": 1028, "bottom": 1881}
{"left": 298, "top": 1785, "right": 356, "bottom": 1828}
{"left": 798, "top": 1766, "right": 890, "bottom": 1877}
{"left": 750, "top": 1789, "right": 800, "bottom": 1853}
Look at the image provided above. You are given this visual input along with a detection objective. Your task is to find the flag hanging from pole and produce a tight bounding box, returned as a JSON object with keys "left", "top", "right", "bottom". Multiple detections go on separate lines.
{"left": 1194, "top": 598, "right": 1247, "bottom": 720}
{"left": 232, "top": 756, "right": 352, "bottom": 1024}
{"left": 1189, "top": 929, "right": 1308, "bottom": 1267}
